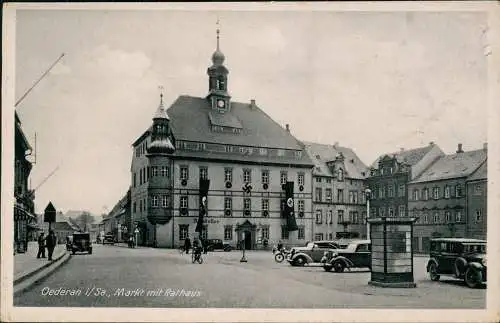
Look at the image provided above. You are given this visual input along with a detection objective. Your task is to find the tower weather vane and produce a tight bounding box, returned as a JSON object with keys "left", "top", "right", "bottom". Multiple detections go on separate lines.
{"left": 158, "top": 85, "right": 164, "bottom": 104}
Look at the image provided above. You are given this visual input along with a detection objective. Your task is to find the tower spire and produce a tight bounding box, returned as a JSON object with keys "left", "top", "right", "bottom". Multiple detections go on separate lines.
{"left": 216, "top": 18, "right": 220, "bottom": 51}
{"left": 158, "top": 85, "right": 164, "bottom": 106}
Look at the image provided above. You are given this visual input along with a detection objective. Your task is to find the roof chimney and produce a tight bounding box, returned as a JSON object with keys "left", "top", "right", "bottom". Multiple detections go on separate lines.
{"left": 285, "top": 124, "right": 290, "bottom": 132}
{"left": 250, "top": 99, "right": 256, "bottom": 109}
{"left": 457, "top": 143, "right": 463, "bottom": 153}
{"left": 400, "top": 147, "right": 405, "bottom": 152}
{"left": 483, "top": 142, "right": 488, "bottom": 151}
{"left": 429, "top": 141, "right": 434, "bottom": 146}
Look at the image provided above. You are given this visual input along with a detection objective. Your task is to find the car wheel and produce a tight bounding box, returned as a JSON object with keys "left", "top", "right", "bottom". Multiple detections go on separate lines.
{"left": 275, "top": 253, "right": 284, "bottom": 263}
{"left": 294, "top": 256, "right": 307, "bottom": 266}
{"left": 198, "top": 257, "right": 204, "bottom": 264}
{"left": 333, "top": 261, "right": 345, "bottom": 273}
{"left": 465, "top": 267, "right": 482, "bottom": 288}
{"left": 323, "top": 265, "right": 333, "bottom": 272}
{"left": 428, "top": 262, "right": 440, "bottom": 281}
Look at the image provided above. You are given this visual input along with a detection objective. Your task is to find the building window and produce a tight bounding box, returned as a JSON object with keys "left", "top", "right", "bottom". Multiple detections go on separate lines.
{"left": 338, "top": 169, "right": 344, "bottom": 181}
{"left": 423, "top": 188, "right": 429, "bottom": 200}
{"left": 432, "top": 187, "right": 440, "bottom": 200}
{"left": 133, "top": 173, "right": 137, "bottom": 187}
{"left": 139, "top": 169, "right": 143, "bottom": 185}
{"left": 261, "top": 170, "right": 269, "bottom": 184}
{"left": 455, "top": 185, "right": 463, "bottom": 197}
{"left": 352, "top": 211, "right": 359, "bottom": 224}
{"left": 444, "top": 186, "right": 450, "bottom": 198}
{"left": 133, "top": 202, "right": 136, "bottom": 213}
{"left": 362, "top": 211, "right": 367, "bottom": 223}
{"left": 337, "top": 210, "right": 344, "bottom": 223}
{"left": 398, "top": 185, "right": 406, "bottom": 197}
{"left": 445, "top": 211, "right": 452, "bottom": 223}
{"left": 199, "top": 167, "right": 208, "bottom": 180}
{"left": 298, "top": 200, "right": 304, "bottom": 212}
{"left": 243, "top": 169, "right": 252, "bottom": 183}
{"left": 262, "top": 199, "right": 269, "bottom": 211}
{"left": 224, "top": 168, "right": 232, "bottom": 182}
{"left": 161, "top": 166, "right": 169, "bottom": 177}
{"left": 475, "top": 209, "right": 483, "bottom": 223}
{"left": 378, "top": 186, "right": 384, "bottom": 199}
{"left": 388, "top": 207, "right": 394, "bottom": 217}
{"left": 244, "top": 198, "right": 251, "bottom": 212}
{"left": 298, "top": 226, "right": 305, "bottom": 240}
{"left": 224, "top": 197, "right": 232, "bottom": 211}
{"left": 380, "top": 207, "right": 386, "bottom": 217}
{"left": 151, "top": 166, "right": 158, "bottom": 177}
{"left": 259, "top": 148, "right": 268, "bottom": 155}
{"left": 433, "top": 212, "right": 440, "bottom": 223}
{"left": 298, "top": 173, "right": 305, "bottom": 186}
{"left": 315, "top": 177, "right": 322, "bottom": 183}
{"left": 225, "top": 145, "right": 233, "bottom": 153}
{"left": 261, "top": 226, "right": 270, "bottom": 240}
{"left": 315, "top": 233, "right": 324, "bottom": 241}
{"left": 349, "top": 191, "right": 358, "bottom": 204}
{"left": 139, "top": 199, "right": 143, "bottom": 212}
{"left": 151, "top": 195, "right": 159, "bottom": 208}
{"left": 315, "top": 209, "right": 323, "bottom": 224}
{"left": 413, "top": 189, "right": 419, "bottom": 201}
{"left": 277, "top": 149, "right": 285, "bottom": 157}
{"left": 399, "top": 205, "right": 405, "bottom": 217}
{"left": 325, "top": 188, "right": 332, "bottom": 202}
{"left": 474, "top": 184, "right": 483, "bottom": 195}
{"left": 179, "top": 225, "right": 189, "bottom": 240}
{"left": 455, "top": 210, "right": 463, "bottom": 222}
{"left": 224, "top": 226, "right": 233, "bottom": 240}
{"left": 315, "top": 188, "right": 322, "bottom": 202}
{"left": 423, "top": 212, "right": 429, "bottom": 224}
{"left": 388, "top": 184, "right": 394, "bottom": 198}
{"left": 180, "top": 166, "right": 189, "bottom": 180}
{"left": 180, "top": 196, "right": 188, "bottom": 209}
{"left": 280, "top": 171, "right": 288, "bottom": 185}
{"left": 161, "top": 195, "right": 168, "bottom": 208}
{"left": 326, "top": 178, "right": 332, "bottom": 184}
{"left": 337, "top": 189, "right": 344, "bottom": 203}
{"left": 281, "top": 226, "right": 289, "bottom": 239}
{"left": 328, "top": 210, "right": 333, "bottom": 224}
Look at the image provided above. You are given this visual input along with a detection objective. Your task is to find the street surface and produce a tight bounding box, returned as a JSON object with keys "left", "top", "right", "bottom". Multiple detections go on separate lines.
{"left": 15, "top": 244, "right": 485, "bottom": 308}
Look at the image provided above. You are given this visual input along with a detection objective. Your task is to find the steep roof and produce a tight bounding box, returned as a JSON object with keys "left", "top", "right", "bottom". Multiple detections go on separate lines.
{"left": 411, "top": 149, "right": 487, "bottom": 183}
{"left": 167, "top": 95, "right": 305, "bottom": 150}
{"left": 467, "top": 159, "right": 487, "bottom": 182}
{"left": 371, "top": 145, "right": 435, "bottom": 169}
{"left": 303, "top": 142, "right": 369, "bottom": 179}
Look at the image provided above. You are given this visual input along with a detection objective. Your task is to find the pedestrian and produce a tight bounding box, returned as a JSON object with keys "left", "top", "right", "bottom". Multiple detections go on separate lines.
{"left": 45, "top": 230, "right": 57, "bottom": 261}
{"left": 202, "top": 238, "right": 208, "bottom": 254}
{"left": 36, "top": 232, "right": 46, "bottom": 258}
{"left": 277, "top": 240, "right": 284, "bottom": 251}
{"left": 66, "top": 236, "right": 71, "bottom": 251}
{"left": 184, "top": 236, "right": 191, "bottom": 254}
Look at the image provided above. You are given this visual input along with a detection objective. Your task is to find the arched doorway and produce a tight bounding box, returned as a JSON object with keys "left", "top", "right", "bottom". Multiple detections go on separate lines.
{"left": 236, "top": 220, "right": 256, "bottom": 250}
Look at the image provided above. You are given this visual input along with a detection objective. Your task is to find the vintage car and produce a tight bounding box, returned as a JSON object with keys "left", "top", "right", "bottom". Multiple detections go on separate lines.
{"left": 287, "top": 240, "right": 345, "bottom": 266}
{"left": 71, "top": 232, "right": 93, "bottom": 255}
{"left": 102, "top": 233, "right": 115, "bottom": 245}
{"left": 426, "top": 238, "right": 486, "bottom": 288}
{"left": 321, "top": 239, "right": 371, "bottom": 272}
{"left": 205, "top": 239, "right": 233, "bottom": 252}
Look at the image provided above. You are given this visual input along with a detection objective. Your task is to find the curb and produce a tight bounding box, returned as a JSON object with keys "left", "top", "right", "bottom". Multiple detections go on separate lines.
{"left": 14, "top": 249, "right": 67, "bottom": 285}
{"left": 14, "top": 252, "right": 72, "bottom": 297}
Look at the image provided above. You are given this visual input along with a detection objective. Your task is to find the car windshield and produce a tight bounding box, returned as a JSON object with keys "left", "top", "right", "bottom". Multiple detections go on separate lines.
{"left": 463, "top": 244, "right": 486, "bottom": 254}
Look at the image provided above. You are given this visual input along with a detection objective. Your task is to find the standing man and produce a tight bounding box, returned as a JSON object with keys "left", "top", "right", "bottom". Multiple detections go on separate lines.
{"left": 45, "top": 230, "right": 57, "bottom": 261}
{"left": 184, "top": 236, "right": 191, "bottom": 254}
{"left": 36, "top": 232, "right": 46, "bottom": 258}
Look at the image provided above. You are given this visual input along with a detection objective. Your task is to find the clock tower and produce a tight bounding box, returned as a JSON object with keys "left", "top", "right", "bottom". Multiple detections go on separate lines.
{"left": 207, "top": 23, "right": 231, "bottom": 113}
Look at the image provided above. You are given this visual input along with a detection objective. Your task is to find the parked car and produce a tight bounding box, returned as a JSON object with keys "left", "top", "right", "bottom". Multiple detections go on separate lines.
{"left": 205, "top": 239, "right": 233, "bottom": 252}
{"left": 287, "top": 240, "right": 345, "bottom": 266}
{"left": 102, "top": 233, "right": 115, "bottom": 245}
{"left": 426, "top": 238, "right": 486, "bottom": 288}
{"left": 71, "top": 232, "right": 92, "bottom": 255}
{"left": 321, "top": 239, "right": 371, "bottom": 272}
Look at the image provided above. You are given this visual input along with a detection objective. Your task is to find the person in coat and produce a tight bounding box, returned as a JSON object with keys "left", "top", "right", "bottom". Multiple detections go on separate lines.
{"left": 45, "top": 230, "right": 57, "bottom": 261}
{"left": 36, "top": 232, "right": 46, "bottom": 258}
{"left": 184, "top": 237, "right": 191, "bottom": 254}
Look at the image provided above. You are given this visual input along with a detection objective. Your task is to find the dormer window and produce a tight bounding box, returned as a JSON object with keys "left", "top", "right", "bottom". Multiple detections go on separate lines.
{"left": 338, "top": 168, "right": 344, "bottom": 181}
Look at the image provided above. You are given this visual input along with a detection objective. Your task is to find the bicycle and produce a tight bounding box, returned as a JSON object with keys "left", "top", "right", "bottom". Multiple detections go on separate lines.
{"left": 192, "top": 247, "right": 203, "bottom": 264}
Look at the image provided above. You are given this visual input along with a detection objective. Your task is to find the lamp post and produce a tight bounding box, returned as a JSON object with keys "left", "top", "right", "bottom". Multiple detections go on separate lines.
{"left": 240, "top": 231, "right": 247, "bottom": 262}
{"left": 365, "top": 188, "right": 372, "bottom": 240}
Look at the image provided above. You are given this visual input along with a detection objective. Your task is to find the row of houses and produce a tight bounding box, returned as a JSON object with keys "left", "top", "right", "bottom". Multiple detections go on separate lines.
{"left": 106, "top": 28, "right": 487, "bottom": 250}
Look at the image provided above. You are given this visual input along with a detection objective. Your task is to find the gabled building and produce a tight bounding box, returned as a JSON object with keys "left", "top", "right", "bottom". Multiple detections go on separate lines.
{"left": 466, "top": 155, "right": 487, "bottom": 240}
{"left": 408, "top": 144, "right": 487, "bottom": 252}
{"left": 303, "top": 142, "right": 369, "bottom": 240}
{"left": 106, "top": 188, "right": 131, "bottom": 242}
{"left": 129, "top": 27, "right": 314, "bottom": 248}
{"left": 366, "top": 143, "right": 444, "bottom": 222}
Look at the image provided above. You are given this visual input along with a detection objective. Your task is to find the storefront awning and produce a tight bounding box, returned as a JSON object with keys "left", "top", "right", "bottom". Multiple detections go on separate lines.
{"left": 14, "top": 203, "right": 36, "bottom": 220}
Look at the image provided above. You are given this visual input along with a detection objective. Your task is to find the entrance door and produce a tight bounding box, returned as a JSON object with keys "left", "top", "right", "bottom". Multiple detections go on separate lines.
{"left": 244, "top": 231, "right": 252, "bottom": 250}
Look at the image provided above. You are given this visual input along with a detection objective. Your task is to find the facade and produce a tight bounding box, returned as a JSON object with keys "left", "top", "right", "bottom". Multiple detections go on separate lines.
{"left": 408, "top": 144, "right": 487, "bottom": 253}
{"left": 14, "top": 112, "right": 37, "bottom": 253}
{"left": 366, "top": 143, "right": 444, "bottom": 223}
{"left": 466, "top": 159, "right": 487, "bottom": 240}
{"left": 106, "top": 189, "right": 131, "bottom": 242}
{"left": 303, "top": 142, "right": 369, "bottom": 240}
{"left": 128, "top": 28, "right": 314, "bottom": 249}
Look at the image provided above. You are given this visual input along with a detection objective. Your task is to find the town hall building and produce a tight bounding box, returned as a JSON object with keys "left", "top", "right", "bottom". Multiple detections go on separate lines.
{"left": 129, "top": 28, "right": 314, "bottom": 249}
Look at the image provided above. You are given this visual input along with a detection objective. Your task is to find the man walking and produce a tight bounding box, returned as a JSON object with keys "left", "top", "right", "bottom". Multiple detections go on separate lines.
{"left": 184, "top": 236, "right": 191, "bottom": 254}
{"left": 36, "top": 232, "right": 46, "bottom": 258}
{"left": 45, "top": 230, "right": 57, "bottom": 261}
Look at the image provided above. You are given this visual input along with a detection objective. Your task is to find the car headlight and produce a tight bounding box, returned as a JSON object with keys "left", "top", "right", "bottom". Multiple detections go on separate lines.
{"left": 482, "top": 258, "right": 487, "bottom": 266}
{"left": 323, "top": 251, "right": 329, "bottom": 256}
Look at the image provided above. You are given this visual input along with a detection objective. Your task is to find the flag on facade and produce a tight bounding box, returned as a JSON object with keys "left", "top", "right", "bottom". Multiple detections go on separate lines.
{"left": 285, "top": 181, "right": 298, "bottom": 231}
{"left": 195, "top": 178, "right": 210, "bottom": 233}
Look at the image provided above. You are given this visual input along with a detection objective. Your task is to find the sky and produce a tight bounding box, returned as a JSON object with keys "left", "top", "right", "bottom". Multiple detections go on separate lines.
{"left": 12, "top": 6, "right": 490, "bottom": 215}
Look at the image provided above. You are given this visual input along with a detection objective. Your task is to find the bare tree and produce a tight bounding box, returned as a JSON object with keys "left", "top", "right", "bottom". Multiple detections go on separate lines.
{"left": 76, "top": 212, "right": 95, "bottom": 232}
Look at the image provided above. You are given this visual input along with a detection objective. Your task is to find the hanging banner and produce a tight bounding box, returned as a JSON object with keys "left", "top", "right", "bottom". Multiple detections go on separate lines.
{"left": 195, "top": 178, "right": 210, "bottom": 232}
{"left": 285, "top": 181, "right": 298, "bottom": 231}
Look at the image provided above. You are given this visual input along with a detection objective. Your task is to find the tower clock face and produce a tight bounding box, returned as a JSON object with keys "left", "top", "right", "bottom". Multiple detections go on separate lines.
{"left": 217, "top": 99, "right": 225, "bottom": 108}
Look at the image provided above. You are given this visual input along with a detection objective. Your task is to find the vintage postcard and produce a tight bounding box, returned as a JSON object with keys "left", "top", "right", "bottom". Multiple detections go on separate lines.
{"left": 2, "top": 1, "right": 499, "bottom": 322}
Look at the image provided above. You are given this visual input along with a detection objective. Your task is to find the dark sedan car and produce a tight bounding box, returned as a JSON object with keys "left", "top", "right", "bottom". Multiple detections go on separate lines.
{"left": 205, "top": 239, "right": 233, "bottom": 252}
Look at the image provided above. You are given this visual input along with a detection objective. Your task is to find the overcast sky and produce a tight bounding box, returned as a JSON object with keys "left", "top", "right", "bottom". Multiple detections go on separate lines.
{"left": 13, "top": 6, "right": 490, "bottom": 215}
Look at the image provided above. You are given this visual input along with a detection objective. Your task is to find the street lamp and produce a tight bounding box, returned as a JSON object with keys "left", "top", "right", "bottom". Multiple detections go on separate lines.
{"left": 240, "top": 231, "right": 247, "bottom": 262}
{"left": 365, "top": 188, "right": 372, "bottom": 240}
